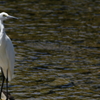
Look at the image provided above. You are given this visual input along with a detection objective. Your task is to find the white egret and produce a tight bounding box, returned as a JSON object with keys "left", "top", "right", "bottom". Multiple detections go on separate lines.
{"left": 0, "top": 12, "right": 17, "bottom": 100}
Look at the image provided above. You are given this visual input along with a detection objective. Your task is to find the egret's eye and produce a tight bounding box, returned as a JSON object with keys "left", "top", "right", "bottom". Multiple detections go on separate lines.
{"left": 3, "top": 14, "right": 7, "bottom": 17}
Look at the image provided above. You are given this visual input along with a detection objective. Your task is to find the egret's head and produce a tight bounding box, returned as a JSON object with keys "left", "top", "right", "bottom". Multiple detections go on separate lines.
{"left": 0, "top": 12, "right": 17, "bottom": 21}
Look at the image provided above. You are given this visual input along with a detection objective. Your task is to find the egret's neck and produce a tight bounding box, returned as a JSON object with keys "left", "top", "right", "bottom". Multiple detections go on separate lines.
{"left": 0, "top": 20, "right": 5, "bottom": 34}
{"left": 0, "top": 20, "right": 6, "bottom": 46}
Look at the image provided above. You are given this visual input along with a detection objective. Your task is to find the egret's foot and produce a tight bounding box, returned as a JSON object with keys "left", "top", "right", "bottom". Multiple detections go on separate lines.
{"left": 1, "top": 91, "right": 14, "bottom": 100}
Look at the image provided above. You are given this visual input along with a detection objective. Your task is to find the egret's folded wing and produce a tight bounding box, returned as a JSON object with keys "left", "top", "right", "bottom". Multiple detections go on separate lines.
{"left": 6, "top": 35, "right": 15, "bottom": 81}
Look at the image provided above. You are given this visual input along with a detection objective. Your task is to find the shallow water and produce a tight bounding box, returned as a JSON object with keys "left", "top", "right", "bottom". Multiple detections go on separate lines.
{"left": 0, "top": 0, "right": 100, "bottom": 100}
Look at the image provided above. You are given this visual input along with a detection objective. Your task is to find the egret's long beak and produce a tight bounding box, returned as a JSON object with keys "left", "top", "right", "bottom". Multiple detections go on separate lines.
{"left": 8, "top": 15, "right": 18, "bottom": 19}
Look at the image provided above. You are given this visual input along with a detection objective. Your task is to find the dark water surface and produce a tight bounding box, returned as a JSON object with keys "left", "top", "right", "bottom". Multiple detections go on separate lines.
{"left": 0, "top": 0, "right": 100, "bottom": 100}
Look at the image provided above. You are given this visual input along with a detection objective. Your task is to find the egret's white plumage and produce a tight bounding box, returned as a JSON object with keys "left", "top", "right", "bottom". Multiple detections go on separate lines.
{"left": 0, "top": 12, "right": 16, "bottom": 100}
{"left": 0, "top": 12, "right": 15, "bottom": 81}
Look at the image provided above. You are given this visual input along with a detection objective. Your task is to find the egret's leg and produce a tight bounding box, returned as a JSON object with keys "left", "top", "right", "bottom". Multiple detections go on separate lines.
{"left": 0, "top": 68, "right": 5, "bottom": 99}
{"left": 6, "top": 69, "right": 8, "bottom": 100}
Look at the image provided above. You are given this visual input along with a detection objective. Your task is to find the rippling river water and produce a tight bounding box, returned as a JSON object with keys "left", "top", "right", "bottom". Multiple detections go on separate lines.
{"left": 0, "top": 0, "right": 100, "bottom": 100}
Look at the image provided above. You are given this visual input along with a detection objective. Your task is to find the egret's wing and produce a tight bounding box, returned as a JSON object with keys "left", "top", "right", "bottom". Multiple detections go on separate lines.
{"left": 6, "top": 35, "right": 15, "bottom": 81}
